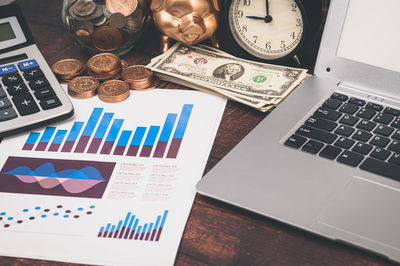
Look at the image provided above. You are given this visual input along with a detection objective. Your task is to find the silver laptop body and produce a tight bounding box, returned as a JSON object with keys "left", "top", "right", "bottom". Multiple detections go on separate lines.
{"left": 197, "top": 0, "right": 400, "bottom": 261}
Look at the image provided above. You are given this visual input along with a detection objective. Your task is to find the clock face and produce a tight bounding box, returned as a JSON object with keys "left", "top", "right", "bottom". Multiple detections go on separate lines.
{"left": 228, "top": 0, "right": 305, "bottom": 61}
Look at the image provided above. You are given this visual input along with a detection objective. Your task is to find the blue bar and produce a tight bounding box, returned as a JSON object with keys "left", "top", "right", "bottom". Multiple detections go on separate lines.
{"left": 105, "top": 119, "right": 124, "bottom": 142}
{"left": 116, "top": 220, "right": 123, "bottom": 231}
{"left": 127, "top": 215, "right": 136, "bottom": 229}
{"left": 116, "top": 130, "right": 132, "bottom": 147}
{"left": 26, "top": 132, "right": 40, "bottom": 145}
{"left": 99, "top": 226, "right": 105, "bottom": 233}
{"left": 82, "top": 108, "right": 103, "bottom": 137}
{"left": 142, "top": 224, "right": 148, "bottom": 234}
{"left": 66, "top": 122, "right": 84, "bottom": 142}
{"left": 173, "top": 104, "right": 193, "bottom": 139}
{"left": 123, "top": 212, "right": 131, "bottom": 227}
{"left": 153, "top": 215, "right": 161, "bottom": 230}
{"left": 105, "top": 223, "right": 111, "bottom": 232}
{"left": 159, "top": 114, "right": 178, "bottom": 141}
{"left": 131, "top": 127, "right": 147, "bottom": 145}
{"left": 136, "top": 226, "right": 142, "bottom": 235}
{"left": 160, "top": 210, "right": 168, "bottom": 227}
{"left": 148, "top": 223, "right": 154, "bottom": 233}
{"left": 144, "top": 126, "right": 160, "bottom": 146}
{"left": 52, "top": 130, "right": 68, "bottom": 144}
{"left": 39, "top": 127, "right": 56, "bottom": 143}
{"left": 94, "top": 113, "right": 114, "bottom": 139}
{"left": 132, "top": 219, "right": 139, "bottom": 231}
{"left": 110, "top": 225, "right": 116, "bottom": 233}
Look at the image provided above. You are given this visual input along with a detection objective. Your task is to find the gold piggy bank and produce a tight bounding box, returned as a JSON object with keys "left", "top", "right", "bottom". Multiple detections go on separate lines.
{"left": 149, "top": 0, "right": 220, "bottom": 52}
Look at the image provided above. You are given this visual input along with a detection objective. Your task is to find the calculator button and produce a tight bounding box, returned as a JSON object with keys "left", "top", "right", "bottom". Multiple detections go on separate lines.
{"left": 23, "top": 67, "right": 44, "bottom": 80}
{"left": 0, "top": 107, "right": 17, "bottom": 121}
{"left": 0, "top": 86, "right": 6, "bottom": 99}
{"left": 2, "top": 73, "right": 23, "bottom": 86}
{"left": 34, "top": 86, "right": 56, "bottom": 99}
{"left": 12, "top": 93, "right": 40, "bottom": 116}
{"left": 0, "top": 98, "right": 12, "bottom": 110}
{"left": 40, "top": 96, "right": 62, "bottom": 110}
{"left": 0, "top": 64, "right": 18, "bottom": 76}
{"left": 28, "top": 77, "right": 49, "bottom": 90}
{"left": 18, "top": 59, "right": 39, "bottom": 71}
{"left": 6, "top": 83, "right": 29, "bottom": 95}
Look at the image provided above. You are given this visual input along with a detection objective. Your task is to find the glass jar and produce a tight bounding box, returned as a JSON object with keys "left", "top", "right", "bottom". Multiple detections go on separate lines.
{"left": 61, "top": 0, "right": 149, "bottom": 56}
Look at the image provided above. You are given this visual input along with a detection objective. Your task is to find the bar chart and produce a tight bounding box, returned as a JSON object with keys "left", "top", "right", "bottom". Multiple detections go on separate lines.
{"left": 22, "top": 105, "right": 193, "bottom": 159}
{"left": 97, "top": 210, "right": 168, "bottom": 241}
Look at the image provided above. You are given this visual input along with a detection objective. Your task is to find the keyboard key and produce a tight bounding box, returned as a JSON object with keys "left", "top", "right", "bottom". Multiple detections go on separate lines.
{"left": 0, "top": 107, "right": 17, "bottom": 121}
{"left": 356, "top": 120, "right": 376, "bottom": 131}
{"left": 284, "top": 134, "right": 307, "bottom": 149}
{"left": 393, "top": 131, "right": 400, "bottom": 140}
{"left": 296, "top": 125, "right": 338, "bottom": 144}
{"left": 360, "top": 158, "right": 400, "bottom": 181}
{"left": 0, "top": 64, "right": 17, "bottom": 76}
{"left": 302, "top": 140, "right": 324, "bottom": 154}
{"left": 366, "top": 102, "right": 383, "bottom": 111}
{"left": 352, "top": 130, "right": 373, "bottom": 142}
{"left": 305, "top": 116, "right": 337, "bottom": 132}
{"left": 391, "top": 118, "right": 400, "bottom": 129}
{"left": 0, "top": 98, "right": 12, "bottom": 110}
{"left": 22, "top": 67, "right": 44, "bottom": 80}
{"left": 6, "top": 83, "right": 29, "bottom": 96}
{"left": 334, "top": 125, "right": 355, "bottom": 137}
{"left": 18, "top": 59, "right": 39, "bottom": 71}
{"left": 334, "top": 137, "right": 355, "bottom": 149}
{"left": 389, "top": 153, "right": 400, "bottom": 165}
{"left": 370, "top": 135, "right": 390, "bottom": 147}
{"left": 320, "top": 145, "right": 342, "bottom": 159}
{"left": 314, "top": 107, "right": 342, "bottom": 121}
{"left": 34, "top": 86, "right": 56, "bottom": 100}
{"left": 339, "top": 115, "right": 359, "bottom": 126}
{"left": 384, "top": 107, "right": 400, "bottom": 117}
{"left": 0, "top": 86, "right": 5, "bottom": 99}
{"left": 2, "top": 73, "right": 23, "bottom": 86}
{"left": 28, "top": 77, "right": 49, "bottom": 90}
{"left": 373, "top": 125, "right": 394, "bottom": 137}
{"left": 337, "top": 151, "right": 364, "bottom": 167}
{"left": 331, "top": 93, "right": 348, "bottom": 101}
{"left": 12, "top": 93, "right": 40, "bottom": 116}
{"left": 323, "top": 98, "right": 342, "bottom": 110}
{"left": 388, "top": 141, "right": 400, "bottom": 153}
{"left": 370, "top": 148, "right": 391, "bottom": 161}
{"left": 352, "top": 142, "right": 373, "bottom": 155}
{"left": 40, "top": 96, "right": 62, "bottom": 110}
{"left": 373, "top": 113, "right": 394, "bottom": 125}
{"left": 339, "top": 103, "right": 359, "bottom": 115}
{"left": 356, "top": 108, "right": 376, "bottom": 120}
{"left": 348, "top": 97, "right": 366, "bottom": 106}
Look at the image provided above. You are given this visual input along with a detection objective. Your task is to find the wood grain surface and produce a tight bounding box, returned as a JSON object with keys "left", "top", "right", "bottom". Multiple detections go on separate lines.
{"left": 1, "top": 0, "right": 396, "bottom": 265}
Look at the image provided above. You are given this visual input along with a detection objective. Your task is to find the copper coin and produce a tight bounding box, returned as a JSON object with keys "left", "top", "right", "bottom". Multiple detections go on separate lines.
{"left": 68, "top": 76, "right": 99, "bottom": 99}
{"left": 87, "top": 53, "right": 120, "bottom": 74}
{"left": 52, "top": 59, "right": 84, "bottom": 76}
{"left": 109, "top": 12, "right": 127, "bottom": 29}
{"left": 98, "top": 80, "right": 130, "bottom": 103}
{"left": 91, "top": 26, "right": 123, "bottom": 51}
{"left": 121, "top": 65, "right": 153, "bottom": 82}
{"left": 121, "top": 60, "right": 128, "bottom": 69}
{"left": 106, "top": 0, "right": 137, "bottom": 17}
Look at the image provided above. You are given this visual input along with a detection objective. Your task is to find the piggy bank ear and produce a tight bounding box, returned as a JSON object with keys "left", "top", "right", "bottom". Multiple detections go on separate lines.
{"left": 149, "top": 0, "right": 167, "bottom": 12}
{"left": 212, "top": 0, "right": 221, "bottom": 12}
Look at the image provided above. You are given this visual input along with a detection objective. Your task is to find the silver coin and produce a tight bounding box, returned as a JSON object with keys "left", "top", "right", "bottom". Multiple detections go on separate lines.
{"left": 73, "top": 20, "right": 94, "bottom": 34}
{"left": 73, "top": 0, "right": 96, "bottom": 17}
{"left": 92, "top": 15, "right": 107, "bottom": 26}
{"left": 69, "top": 4, "right": 103, "bottom": 21}
{"left": 109, "top": 12, "right": 127, "bottom": 29}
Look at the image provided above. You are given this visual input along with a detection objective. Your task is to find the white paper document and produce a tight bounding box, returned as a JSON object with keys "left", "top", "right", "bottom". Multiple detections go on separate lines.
{"left": 0, "top": 88, "right": 226, "bottom": 265}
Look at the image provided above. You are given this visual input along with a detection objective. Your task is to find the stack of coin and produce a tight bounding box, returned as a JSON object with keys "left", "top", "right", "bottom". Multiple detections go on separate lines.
{"left": 51, "top": 59, "right": 86, "bottom": 83}
{"left": 87, "top": 53, "right": 123, "bottom": 81}
{"left": 98, "top": 80, "right": 130, "bottom": 103}
{"left": 121, "top": 65, "right": 159, "bottom": 90}
{"left": 67, "top": 76, "right": 99, "bottom": 99}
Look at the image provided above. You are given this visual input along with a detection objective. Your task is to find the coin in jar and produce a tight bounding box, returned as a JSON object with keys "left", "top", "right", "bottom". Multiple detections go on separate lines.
{"left": 109, "top": 12, "right": 127, "bottom": 29}
{"left": 98, "top": 80, "right": 130, "bottom": 103}
{"left": 52, "top": 59, "right": 84, "bottom": 76}
{"left": 106, "top": 0, "right": 138, "bottom": 17}
{"left": 73, "top": 1, "right": 96, "bottom": 17}
{"left": 68, "top": 76, "right": 99, "bottom": 99}
{"left": 91, "top": 26, "right": 123, "bottom": 51}
{"left": 87, "top": 53, "right": 120, "bottom": 74}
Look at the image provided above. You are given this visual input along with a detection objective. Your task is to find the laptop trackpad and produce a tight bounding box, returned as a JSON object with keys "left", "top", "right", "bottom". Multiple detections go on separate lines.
{"left": 318, "top": 177, "right": 400, "bottom": 250}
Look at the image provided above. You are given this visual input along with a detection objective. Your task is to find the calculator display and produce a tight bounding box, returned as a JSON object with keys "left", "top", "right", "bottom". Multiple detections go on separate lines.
{"left": 0, "top": 22, "right": 16, "bottom": 42}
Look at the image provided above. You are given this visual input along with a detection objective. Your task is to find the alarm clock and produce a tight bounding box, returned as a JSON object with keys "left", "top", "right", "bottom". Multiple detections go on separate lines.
{"left": 218, "top": 0, "right": 324, "bottom": 67}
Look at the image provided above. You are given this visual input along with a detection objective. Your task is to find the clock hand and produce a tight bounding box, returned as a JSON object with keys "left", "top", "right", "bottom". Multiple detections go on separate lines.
{"left": 265, "top": 0, "right": 272, "bottom": 23}
{"left": 246, "top": 16, "right": 265, "bottom": 20}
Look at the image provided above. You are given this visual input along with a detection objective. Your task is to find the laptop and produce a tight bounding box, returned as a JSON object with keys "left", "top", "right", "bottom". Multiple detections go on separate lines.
{"left": 197, "top": 0, "right": 400, "bottom": 262}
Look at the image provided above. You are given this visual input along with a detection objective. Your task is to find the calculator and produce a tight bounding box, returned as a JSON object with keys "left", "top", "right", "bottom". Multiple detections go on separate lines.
{"left": 0, "top": 3, "right": 73, "bottom": 138}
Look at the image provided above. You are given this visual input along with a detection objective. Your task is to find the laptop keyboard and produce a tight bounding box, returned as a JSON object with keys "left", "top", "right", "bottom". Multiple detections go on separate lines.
{"left": 285, "top": 92, "right": 400, "bottom": 181}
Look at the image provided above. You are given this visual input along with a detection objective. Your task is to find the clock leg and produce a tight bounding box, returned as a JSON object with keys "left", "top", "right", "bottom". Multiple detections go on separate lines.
{"left": 293, "top": 55, "right": 301, "bottom": 65}
{"left": 210, "top": 34, "right": 220, "bottom": 49}
{"left": 160, "top": 35, "right": 174, "bottom": 53}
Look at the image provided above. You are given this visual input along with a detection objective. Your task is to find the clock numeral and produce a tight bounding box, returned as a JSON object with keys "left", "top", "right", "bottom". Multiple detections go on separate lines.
{"left": 266, "top": 42, "right": 271, "bottom": 50}
{"left": 296, "top": 18, "right": 302, "bottom": 27}
{"left": 253, "top": 36, "right": 258, "bottom": 44}
{"left": 243, "top": 0, "right": 251, "bottom": 6}
{"left": 242, "top": 25, "right": 248, "bottom": 32}
{"left": 237, "top": 10, "right": 243, "bottom": 18}
{"left": 280, "top": 41, "right": 286, "bottom": 49}
{"left": 290, "top": 32, "right": 296, "bottom": 39}
{"left": 292, "top": 2, "right": 297, "bottom": 11}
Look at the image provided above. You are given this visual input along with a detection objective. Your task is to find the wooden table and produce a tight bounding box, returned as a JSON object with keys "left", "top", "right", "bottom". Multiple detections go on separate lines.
{"left": 2, "top": 1, "right": 395, "bottom": 265}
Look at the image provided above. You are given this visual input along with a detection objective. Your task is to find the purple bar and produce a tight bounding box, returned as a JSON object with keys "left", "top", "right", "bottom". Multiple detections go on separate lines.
{"left": 155, "top": 227, "right": 163, "bottom": 241}
{"left": 150, "top": 229, "right": 157, "bottom": 241}
{"left": 74, "top": 135, "right": 91, "bottom": 153}
{"left": 140, "top": 145, "right": 153, "bottom": 157}
{"left": 61, "top": 140, "right": 75, "bottom": 152}
{"left": 119, "top": 226, "right": 126, "bottom": 239}
{"left": 48, "top": 143, "right": 61, "bottom": 152}
{"left": 113, "top": 146, "right": 126, "bottom": 156}
{"left": 108, "top": 231, "right": 114, "bottom": 238}
{"left": 124, "top": 228, "right": 131, "bottom": 239}
{"left": 102, "top": 231, "right": 109, "bottom": 238}
{"left": 153, "top": 141, "right": 168, "bottom": 158}
{"left": 134, "top": 232, "right": 140, "bottom": 240}
{"left": 139, "top": 232, "right": 145, "bottom": 240}
{"left": 97, "top": 231, "right": 103, "bottom": 237}
{"left": 87, "top": 138, "right": 103, "bottom": 154}
{"left": 100, "top": 141, "right": 115, "bottom": 155}
{"left": 145, "top": 232, "right": 151, "bottom": 241}
{"left": 113, "top": 230, "right": 119, "bottom": 238}
{"left": 126, "top": 145, "right": 140, "bottom": 156}
{"left": 129, "top": 230, "right": 136, "bottom": 240}
{"left": 166, "top": 138, "right": 182, "bottom": 159}
{"left": 35, "top": 142, "right": 49, "bottom": 151}
{"left": 22, "top": 143, "right": 34, "bottom": 151}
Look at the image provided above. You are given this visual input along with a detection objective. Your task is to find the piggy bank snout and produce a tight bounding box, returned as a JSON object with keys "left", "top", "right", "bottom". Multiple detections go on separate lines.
{"left": 179, "top": 14, "right": 206, "bottom": 43}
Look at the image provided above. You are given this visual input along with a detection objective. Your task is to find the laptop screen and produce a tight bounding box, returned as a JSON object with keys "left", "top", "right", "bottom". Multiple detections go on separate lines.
{"left": 336, "top": 0, "right": 400, "bottom": 73}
